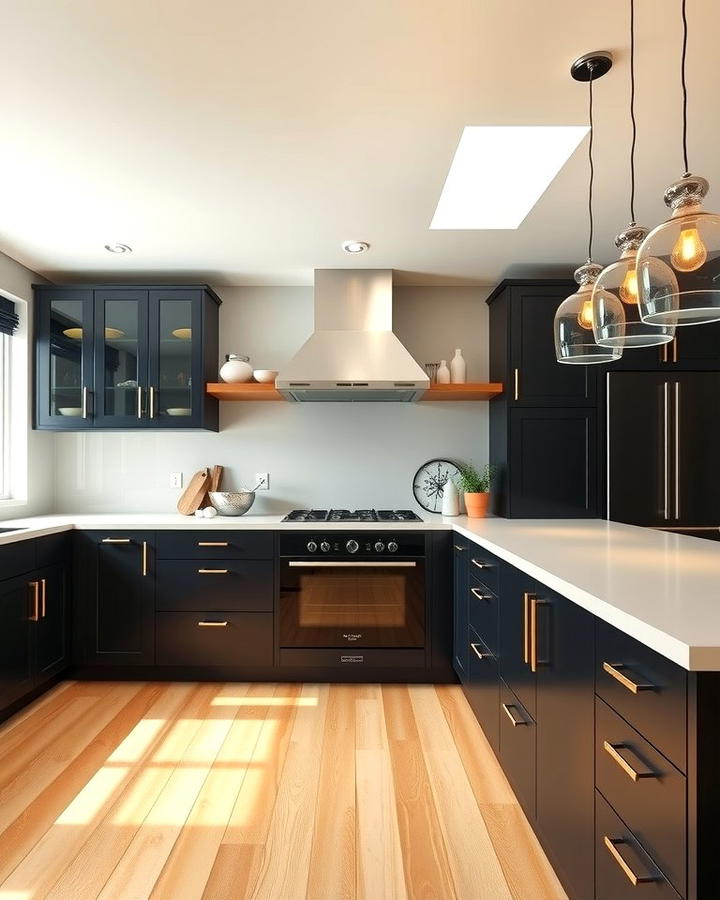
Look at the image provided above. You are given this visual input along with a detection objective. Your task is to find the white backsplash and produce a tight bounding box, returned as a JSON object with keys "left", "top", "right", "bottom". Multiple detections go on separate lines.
{"left": 52, "top": 285, "right": 490, "bottom": 514}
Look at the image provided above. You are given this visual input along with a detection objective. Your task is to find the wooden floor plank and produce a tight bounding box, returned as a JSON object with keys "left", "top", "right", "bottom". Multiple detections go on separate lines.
{"left": 409, "top": 685, "right": 513, "bottom": 900}
{"left": 0, "top": 681, "right": 569, "bottom": 900}
{"left": 382, "top": 685, "right": 457, "bottom": 900}
{"left": 356, "top": 686, "right": 407, "bottom": 900}
{"left": 306, "top": 684, "right": 356, "bottom": 900}
{"left": 0, "top": 683, "right": 188, "bottom": 897}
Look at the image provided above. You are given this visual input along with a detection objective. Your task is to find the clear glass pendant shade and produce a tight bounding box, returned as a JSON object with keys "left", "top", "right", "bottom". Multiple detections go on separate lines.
{"left": 592, "top": 225, "right": 675, "bottom": 348}
{"left": 637, "top": 175, "right": 720, "bottom": 325}
{"left": 554, "top": 261, "right": 623, "bottom": 364}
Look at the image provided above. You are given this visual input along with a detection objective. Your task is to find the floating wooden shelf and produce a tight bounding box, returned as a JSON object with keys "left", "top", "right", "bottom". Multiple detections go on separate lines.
{"left": 206, "top": 381, "right": 503, "bottom": 402}
{"left": 206, "top": 383, "right": 284, "bottom": 401}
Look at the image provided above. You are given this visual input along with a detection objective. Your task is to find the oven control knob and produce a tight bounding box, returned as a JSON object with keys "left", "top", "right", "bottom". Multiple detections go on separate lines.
{"left": 387, "top": 541, "right": 399, "bottom": 553}
{"left": 320, "top": 541, "right": 331, "bottom": 553}
{"left": 374, "top": 541, "right": 385, "bottom": 553}
{"left": 306, "top": 540, "right": 318, "bottom": 553}
{"left": 346, "top": 539, "right": 359, "bottom": 554}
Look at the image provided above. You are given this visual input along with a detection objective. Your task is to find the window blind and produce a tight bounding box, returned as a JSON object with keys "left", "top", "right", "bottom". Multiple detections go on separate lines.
{"left": 0, "top": 298, "right": 18, "bottom": 336}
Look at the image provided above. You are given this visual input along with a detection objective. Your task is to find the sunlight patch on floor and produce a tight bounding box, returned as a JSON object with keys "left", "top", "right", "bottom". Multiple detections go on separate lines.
{"left": 107, "top": 718, "right": 166, "bottom": 763}
{"left": 55, "top": 766, "right": 129, "bottom": 825}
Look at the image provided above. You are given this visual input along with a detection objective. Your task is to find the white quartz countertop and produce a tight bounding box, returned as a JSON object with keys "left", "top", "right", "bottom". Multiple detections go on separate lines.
{"left": 2, "top": 512, "right": 719, "bottom": 670}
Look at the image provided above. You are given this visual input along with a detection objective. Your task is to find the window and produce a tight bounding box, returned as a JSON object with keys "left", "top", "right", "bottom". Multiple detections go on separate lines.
{"left": 0, "top": 332, "right": 9, "bottom": 499}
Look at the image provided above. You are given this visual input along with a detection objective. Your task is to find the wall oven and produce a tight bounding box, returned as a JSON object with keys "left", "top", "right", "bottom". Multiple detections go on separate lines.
{"left": 278, "top": 532, "right": 426, "bottom": 649}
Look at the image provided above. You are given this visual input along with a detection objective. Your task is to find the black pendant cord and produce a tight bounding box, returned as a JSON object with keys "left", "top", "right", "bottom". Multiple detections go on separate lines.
{"left": 629, "top": 0, "right": 637, "bottom": 223}
{"left": 681, "top": 0, "right": 690, "bottom": 176}
{"left": 587, "top": 66, "right": 595, "bottom": 261}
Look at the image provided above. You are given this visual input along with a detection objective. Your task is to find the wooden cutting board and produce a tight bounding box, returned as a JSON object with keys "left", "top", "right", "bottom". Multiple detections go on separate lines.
{"left": 177, "top": 468, "right": 210, "bottom": 515}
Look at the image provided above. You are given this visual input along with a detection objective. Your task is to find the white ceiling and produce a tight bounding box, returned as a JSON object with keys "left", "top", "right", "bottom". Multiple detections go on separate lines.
{"left": 1, "top": 0, "right": 719, "bottom": 286}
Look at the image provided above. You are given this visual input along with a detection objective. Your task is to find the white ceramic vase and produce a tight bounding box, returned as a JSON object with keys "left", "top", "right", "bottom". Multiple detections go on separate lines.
{"left": 450, "top": 348, "right": 466, "bottom": 383}
{"left": 220, "top": 354, "right": 253, "bottom": 383}
{"left": 441, "top": 477, "right": 460, "bottom": 516}
{"left": 437, "top": 360, "right": 450, "bottom": 384}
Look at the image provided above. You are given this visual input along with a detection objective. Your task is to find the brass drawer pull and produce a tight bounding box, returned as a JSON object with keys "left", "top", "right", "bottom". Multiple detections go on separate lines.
{"left": 102, "top": 538, "right": 132, "bottom": 544}
{"left": 523, "top": 591, "right": 533, "bottom": 664}
{"left": 603, "top": 836, "right": 656, "bottom": 886}
{"left": 197, "top": 541, "right": 229, "bottom": 547}
{"left": 470, "top": 587, "right": 492, "bottom": 601}
{"left": 471, "top": 558, "right": 491, "bottom": 570}
{"left": 137, "top": 385, "right": 144, "bottom": 419}
{"left": 197, "top": 568, "right": 229, "bottom": 575}
{"left": 28, "top": 581, "right": 40, "bottom": 622}
{"left": 502, "top": 703, "right": 527, "bottom": 727}
{"left": 453, "top": 544, "right": 465, "bottom": 552}
{"left": 470, "top": 642, "right": 490, "bottom": 661}
{"left": 142, "top": 541, "right": 148, "bottom": 577}
{"left": 603, "top": 741, "right": 657, "bottom": 782}
{"left": 603, "top": 662, "right": 655, "bottom": 694}
{"left": 149, "top": 386, "right": 156, "bottom": 419}
{"left": 41, "top": 578, "right": 47, "bottom": 618}
{"left": 198, "top": 620, "right": 228, "bottom": 627}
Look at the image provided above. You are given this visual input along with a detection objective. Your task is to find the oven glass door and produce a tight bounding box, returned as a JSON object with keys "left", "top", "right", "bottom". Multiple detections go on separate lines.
{"left": 279, "top": 560, "right": 425, "bottom": 648}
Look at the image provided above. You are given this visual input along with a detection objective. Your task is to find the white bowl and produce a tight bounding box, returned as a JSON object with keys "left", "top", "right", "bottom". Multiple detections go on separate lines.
{"left": 166, "top": 408, "right": 192, "bottom": 416}
{"left": 253, "top": 369, "right": 278, "bottom": 384}
{"left": 58, "top": 407, "right": 83, "bottom": 416}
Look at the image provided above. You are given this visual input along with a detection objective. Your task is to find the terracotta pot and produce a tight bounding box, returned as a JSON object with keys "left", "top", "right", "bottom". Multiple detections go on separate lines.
{"left": 464, "top": 491, "right": 490, "bottom": 518}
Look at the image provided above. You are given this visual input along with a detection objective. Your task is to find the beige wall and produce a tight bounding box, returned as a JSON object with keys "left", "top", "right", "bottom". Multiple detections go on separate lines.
{"left": 52, "top": 284, "right": 491, "bottom": 514}
{"left": 0, "top": 251, "right": 54, "bottom": 520}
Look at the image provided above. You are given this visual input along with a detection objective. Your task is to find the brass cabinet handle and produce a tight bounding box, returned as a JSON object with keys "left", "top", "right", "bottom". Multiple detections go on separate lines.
{"left": 198, "top": 568, "right": 229, "bottom": 575}
{"left": 453, "top": 544, "right": 465, "bottom": 552}
{"left": 81, "top": 386, "right": 90, "bottom": 419}
{"left": 523, "top": 591, "right": 532, "bottom": 664}
{"left": 198, "top": 620, "right": 228, "bottom": 627}
{"left": 28, "top": 581, "right": 40, "bottom": 622}
{"left": 661, "top": 342, "right": 668, "bottom": 364}
{"left": 197, "top": 541, "right": 229, "bottom": 547}
{"left": 603, "top": 741, "right": 657, "bottom": 782}
{"left": 603, "top": 836, "right": 656, "bottom": 886}
{"left": 514, "top": 367, "right": 519, "bottom": 400}
{"left": 470, "top": 642, "right": 490, "bottom": 661}
{"left": 471, "top": 558, "right": 491, "bottom": 570}
{"left": 672, "top": 337, "right": 678, "bottom": 363}
{"left": 502, "top": 703, "right": 527, "bottom": 727}
{"left": 470, "top": 587, "right": 492, "bottom": 601}
{"left": 41, "top": 578, "right": 47, "bottom": 618}
{"left": 530, "top": 594, "right": 538, "bottom": 673}
{"left": 149, "top": 386, "right": 156, "bottom": 419}
{"left": 102, "top": 538, "right": 132, "bottom": 544}
{"left": 137, "top": 385, "right": 144, "bottom": 419}
{"left": 142, "top": 541, "right": 148, "bottom": 577}
{"left": 602, "top": 662, "right": 655, "bottom": 694}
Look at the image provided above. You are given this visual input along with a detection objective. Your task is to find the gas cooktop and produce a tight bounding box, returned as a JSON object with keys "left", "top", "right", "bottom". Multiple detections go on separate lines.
{"left": 282, "top": 508, "right": 423, "bottom": 522}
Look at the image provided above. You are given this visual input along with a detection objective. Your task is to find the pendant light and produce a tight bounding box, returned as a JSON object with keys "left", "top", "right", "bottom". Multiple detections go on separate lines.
{"left": 636, "top": 0, "right": 720, "bottom": 326}
{"left": 554, "top": 53, "right": 622, "bottom": 365}
{"left": 591, "top": 0, "right": 675, "bottom": 349}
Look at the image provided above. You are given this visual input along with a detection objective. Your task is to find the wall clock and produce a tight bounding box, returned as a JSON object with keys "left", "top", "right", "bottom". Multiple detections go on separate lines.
{"left": 412, "top": 458, "right": 460, "bottom": 513}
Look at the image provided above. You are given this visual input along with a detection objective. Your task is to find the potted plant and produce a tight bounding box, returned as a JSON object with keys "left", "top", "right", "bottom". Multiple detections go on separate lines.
{"left": 455, "top": 462, "right": 494, "bottom": 518}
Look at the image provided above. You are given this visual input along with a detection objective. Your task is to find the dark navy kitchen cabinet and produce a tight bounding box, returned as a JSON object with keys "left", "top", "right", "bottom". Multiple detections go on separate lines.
{"left": 452, "top": 538, "right": 470, "bottom": 679}
{"left": 34, "top": 283, "right": 220, "bottom": 431}
{"left": 35, "top": 563, "right": 69, "bottom": 679}
{"left": 0, "top": 575, "right": 35, "bottom": 711}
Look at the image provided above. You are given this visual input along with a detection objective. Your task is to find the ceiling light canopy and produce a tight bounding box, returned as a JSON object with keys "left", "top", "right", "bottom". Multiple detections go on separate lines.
{"left": 104, "top": 242, "right": 132, "bottom": 254}
{"left": 342, "top": 240, "right": 370, "bottom": 254}
{"left": 430, "top": 125, "right": 589, "bottom": 230}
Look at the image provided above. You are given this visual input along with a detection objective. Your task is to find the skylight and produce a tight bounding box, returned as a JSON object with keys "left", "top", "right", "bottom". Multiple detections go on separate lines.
{"left": 430, "top": 125, "right": 589, "bottom": 230}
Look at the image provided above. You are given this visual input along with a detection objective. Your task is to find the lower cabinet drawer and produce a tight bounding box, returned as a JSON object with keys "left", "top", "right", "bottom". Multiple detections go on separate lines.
{"left": 465, "top": 628, "right": 499, "bottom": 752}
{"left": 468, "top": 581, "right": 498, "bottom": 653}
{"left": 596, "top": 791, "right": 682, "bottom": 900}
{"left": 156, "top": 560, "right": 273, "bottom": 611}
{"left": 467, "top": 547, "right": 499, "bottom": 594}
{"left": 156, "top": 612, "right": 273, "bottom": 667}
{"left": 596, "top": 697, "right": 686, "bottom": 897}
{"left": 155, "top": 531, "right": 273, "bottom": 560}
{"left": 596, "top": 620, "right": 687, "bottom": 772}
{"left": 278, "top": 648, "right": 426, "bottom": 669}
{"left": 499, "top": 679, "right": 536, "bottom": 819}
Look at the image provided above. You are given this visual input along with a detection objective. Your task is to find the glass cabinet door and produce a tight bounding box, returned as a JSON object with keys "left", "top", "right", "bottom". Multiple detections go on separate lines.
{"left": 93, "top": 290, "right": 149, "bottom": 427}
{"left": 148, "top": 290, "right": 203, "bottom": 427}
{"left": 36, "top": 288, "right": 94, "bottom": 428}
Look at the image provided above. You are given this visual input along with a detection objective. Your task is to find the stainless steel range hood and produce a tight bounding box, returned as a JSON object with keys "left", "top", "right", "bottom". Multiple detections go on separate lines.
{"left": 276, "top": 269, "right": 429, "bottom": 402}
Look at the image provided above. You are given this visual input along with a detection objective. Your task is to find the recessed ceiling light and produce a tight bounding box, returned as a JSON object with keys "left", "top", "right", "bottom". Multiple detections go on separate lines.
{"left": 430, "top": 125, "right": 590, "bottom": 230}
{"left": 104, "top": 242, "right": 133, "bottom": 254}
{"left": 342, "top": 240, "right": 370, "bottom": 253}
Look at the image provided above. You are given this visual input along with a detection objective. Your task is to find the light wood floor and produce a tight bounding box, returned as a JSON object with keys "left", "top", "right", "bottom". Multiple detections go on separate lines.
{"left": 0, "top": 680, "right": 566, "bottom": 900}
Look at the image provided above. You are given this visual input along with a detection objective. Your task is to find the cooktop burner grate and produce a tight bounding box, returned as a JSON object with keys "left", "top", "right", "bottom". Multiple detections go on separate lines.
{"left": 282, "top": 508, "right": 423, "bottom": 522}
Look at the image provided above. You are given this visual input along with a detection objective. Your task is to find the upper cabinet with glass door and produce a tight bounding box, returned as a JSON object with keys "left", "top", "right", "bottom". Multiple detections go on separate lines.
{"left": 34, "top": 284, "right": 220, "bottom": 431}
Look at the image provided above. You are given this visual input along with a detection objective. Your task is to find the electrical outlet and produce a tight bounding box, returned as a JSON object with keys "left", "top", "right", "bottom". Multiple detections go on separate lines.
{"left": 170, "top": 472, "right": 183, "bottom": 489}
{"left": 255, "top": 472, "right": 270, "bottom": 491}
